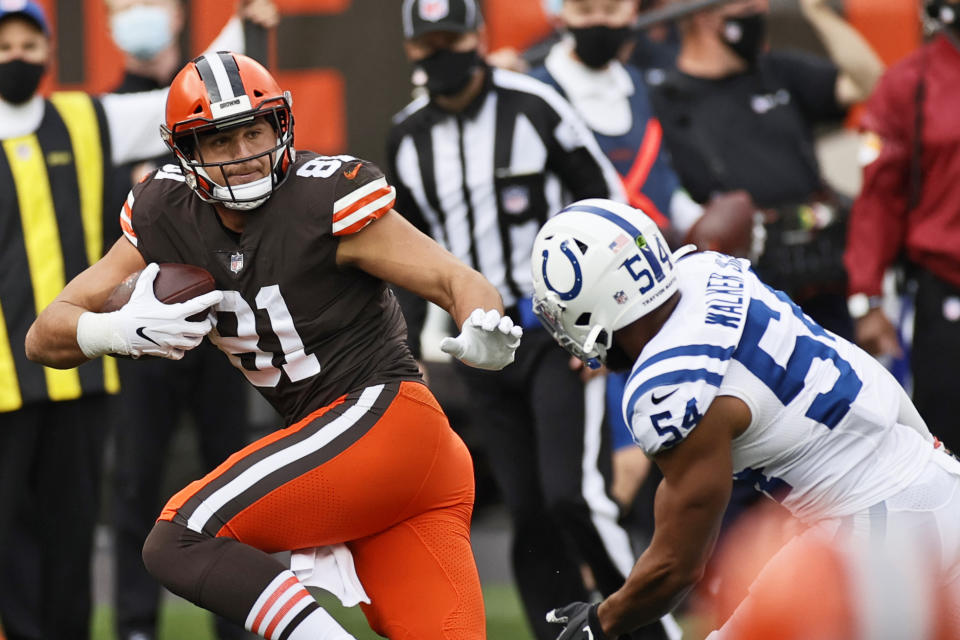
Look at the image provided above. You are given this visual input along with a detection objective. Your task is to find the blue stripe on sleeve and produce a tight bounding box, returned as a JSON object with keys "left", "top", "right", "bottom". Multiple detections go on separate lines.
{"left": 632, "top": 344, "right": 734, "bottom": 378}
{"left": 625, "top": 368, "right": 724, "bottom": 426}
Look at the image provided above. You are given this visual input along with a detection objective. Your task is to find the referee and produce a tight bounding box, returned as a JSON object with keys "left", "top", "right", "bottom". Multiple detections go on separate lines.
{"left": 388, "top": 2, "right": 678, "bottom": 639}
{"left": 0, "top": 3, "right": 170, "bottom": 638}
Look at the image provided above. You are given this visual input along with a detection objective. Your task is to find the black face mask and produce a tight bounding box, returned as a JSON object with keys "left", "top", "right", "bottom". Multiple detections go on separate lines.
{"left": 419, "top": 49, "right": 481, "bottom": 97}
{"left": 720, "top": 12, "right": 767, "bottom": 66}
{"left": 570, "top": 25, "right": 632, "bottom": 69}
{"left": 0, "top": 59, "right": 45, "bottom": 104}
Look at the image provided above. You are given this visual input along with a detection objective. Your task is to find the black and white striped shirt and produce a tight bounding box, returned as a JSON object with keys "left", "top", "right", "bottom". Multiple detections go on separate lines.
{"left": 387, "top": 67, "right": 625, "bottom": 312}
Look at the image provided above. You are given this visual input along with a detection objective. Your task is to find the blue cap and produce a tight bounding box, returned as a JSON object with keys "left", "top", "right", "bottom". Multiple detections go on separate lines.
{"left": 0, "top": 0, "right": 50, "bottom": 36}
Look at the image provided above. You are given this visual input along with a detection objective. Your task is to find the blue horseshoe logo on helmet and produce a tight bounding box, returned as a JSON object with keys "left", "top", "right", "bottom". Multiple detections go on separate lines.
{"left": 541, "top": 240, "right": 583, "bottom": 301}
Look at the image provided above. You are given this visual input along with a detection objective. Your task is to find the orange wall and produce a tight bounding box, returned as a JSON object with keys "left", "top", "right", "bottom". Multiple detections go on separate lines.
{"left": 847, "top": 0, "right": 922, "bottom": 66}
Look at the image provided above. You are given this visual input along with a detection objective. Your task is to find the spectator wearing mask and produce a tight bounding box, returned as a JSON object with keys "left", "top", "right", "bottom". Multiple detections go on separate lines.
{"left": 845, "top": 0, "right": 960, "bottom": 456}
{"left": 104, "top": 0, "right": 277, "bottom": 199}
{"left": 530, "top": 0, "right": 700, "bottom": 233}
{"left": 102, "top": 3, "right": 278, "bottom": 640}
{"left": 0, "top": 2, "right": 273, "bottom": 638}
{"left": 505, "top": 1, "right": 681, "bottom": 78}
{"left": 0, "top": 2, "right": 166, "bottom": 637}
{"left": 649, "top": 0, "right": 885, "bottom": 340}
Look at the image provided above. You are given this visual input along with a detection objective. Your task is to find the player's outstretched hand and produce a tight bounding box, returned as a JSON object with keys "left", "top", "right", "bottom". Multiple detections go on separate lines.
{"left": 77, "top": 263, "right": 223, "bottom": 361}
{"left": 440, "top": 308, "right": 522, "bottom": 370}
{"left": 546, "top": 602, "right": 608, "bottom": 640}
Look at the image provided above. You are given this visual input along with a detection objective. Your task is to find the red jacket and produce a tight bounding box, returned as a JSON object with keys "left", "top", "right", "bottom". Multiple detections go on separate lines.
{"left": 845, "top": 34, "right": 960, "bottom": 295}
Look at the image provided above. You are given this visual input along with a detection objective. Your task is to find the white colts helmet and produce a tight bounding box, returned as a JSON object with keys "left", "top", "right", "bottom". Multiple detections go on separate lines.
{"left": 531, "top": 199, "right": 690, "bottom": 368}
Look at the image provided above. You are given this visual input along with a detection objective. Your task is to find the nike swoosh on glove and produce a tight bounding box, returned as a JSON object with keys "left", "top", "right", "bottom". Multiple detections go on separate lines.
{"left": 546, "top": 602, "right": 608, "bottom": 640}
{"left": 77, "top": 263, "right": 223, "bottom": 361}
{"left": 440, "top": 308, "right": 522, "bottom": 370}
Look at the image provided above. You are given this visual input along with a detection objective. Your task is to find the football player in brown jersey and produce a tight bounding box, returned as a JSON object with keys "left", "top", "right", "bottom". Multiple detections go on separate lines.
{"left": 26, "top": 51, "right": 522, "bottom": 640}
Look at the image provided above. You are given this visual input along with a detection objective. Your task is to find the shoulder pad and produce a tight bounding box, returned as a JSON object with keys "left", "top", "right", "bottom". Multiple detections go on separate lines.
{"left": 624, "top": 254, "right": 750, "bottom": 455}
{"left": 623, "top": 344, "right": 732, "bottom": 455}
{"left": 152, "top": 163, "right": 185, "bottom": 182}
{"left": 329, "top": 158, "right": 396, "bottom": 236}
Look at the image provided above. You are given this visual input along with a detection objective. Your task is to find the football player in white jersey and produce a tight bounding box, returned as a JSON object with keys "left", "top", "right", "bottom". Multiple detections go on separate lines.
{"left": 531, "top": 198, "right": 960, "bottom": 639}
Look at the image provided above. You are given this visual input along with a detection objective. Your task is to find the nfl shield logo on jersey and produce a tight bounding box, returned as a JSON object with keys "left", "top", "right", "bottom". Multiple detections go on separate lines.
{"left": 614, "top": 290, "right": 628, "bottom": 305}
{"left": 230, "top": 251, "right": 244, "bottom": 274}
{"left": 501, "top": 185, "right": 530, "bottom": 215}
{"left": 420, "top": 0, "right": 449, "bottom": 21}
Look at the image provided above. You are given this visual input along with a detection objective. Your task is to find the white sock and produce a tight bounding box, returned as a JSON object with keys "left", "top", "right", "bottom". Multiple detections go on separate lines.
{"left": 245, "top": 570, "right": 354, "bottom": 640}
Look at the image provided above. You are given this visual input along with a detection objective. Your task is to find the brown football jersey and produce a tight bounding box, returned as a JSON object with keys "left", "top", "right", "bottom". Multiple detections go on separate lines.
{"left": 121, "top": 153, "right": 422, "bottom": 424}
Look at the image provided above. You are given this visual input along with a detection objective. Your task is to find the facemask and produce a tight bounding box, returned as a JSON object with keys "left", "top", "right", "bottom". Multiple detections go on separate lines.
{"left": 570, "top": 25, "right": 632, "bottom": 69}
{"left": 110, "top": 5, "right": 175, "bottom": 61}
{"left": 419, "top": 49, "right": 481, "bottom": 97}
{"left": 0, "top": 59, "right": 45, "bottom": 104}
{"left": 721, "top": 12, "right": 767, "bottom": 66}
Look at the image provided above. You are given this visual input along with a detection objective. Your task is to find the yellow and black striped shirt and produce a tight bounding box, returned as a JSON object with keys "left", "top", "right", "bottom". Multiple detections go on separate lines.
{"left": 0, "top": 92, "right": 120, "bottom": 413}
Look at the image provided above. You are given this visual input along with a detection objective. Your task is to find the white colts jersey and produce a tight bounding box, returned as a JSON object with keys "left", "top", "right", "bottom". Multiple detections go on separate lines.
{"left": 625, "top": 252, "right": 934, "bottom": 522}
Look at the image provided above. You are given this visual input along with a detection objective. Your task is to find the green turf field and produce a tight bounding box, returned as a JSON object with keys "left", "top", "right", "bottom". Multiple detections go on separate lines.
{"left": 91, "top": 584, "right": 536, "bottom": 640}
{"left": 91, "top": 585, "right": 703, "bottom": 639}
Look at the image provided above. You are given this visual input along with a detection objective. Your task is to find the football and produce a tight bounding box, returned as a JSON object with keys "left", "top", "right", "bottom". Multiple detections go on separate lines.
{"left": 101, "top": 263, "right": 216, "bottom": 318}
{"left": 684, "top": 190, "right": 758, "bottom": 258}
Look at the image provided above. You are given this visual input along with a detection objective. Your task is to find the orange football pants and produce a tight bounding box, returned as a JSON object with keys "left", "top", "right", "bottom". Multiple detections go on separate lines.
{"left": 159, "top": 381, "right": 485, "bottom": 639}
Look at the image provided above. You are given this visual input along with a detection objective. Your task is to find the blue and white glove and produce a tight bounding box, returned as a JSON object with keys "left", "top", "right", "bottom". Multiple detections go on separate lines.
{"left": 440, "top": 308, "right": 522, "bottom": 370}
{"left": 546, "top": 602, "right": 608, "bottom": 640}
{"left": 77, "top": 263, "right": 223, "bottom": 360}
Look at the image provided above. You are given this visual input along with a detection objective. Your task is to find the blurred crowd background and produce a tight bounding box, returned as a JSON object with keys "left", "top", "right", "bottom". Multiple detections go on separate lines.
{"left": 29, "top": 0, "right": 919, "bottom": 168}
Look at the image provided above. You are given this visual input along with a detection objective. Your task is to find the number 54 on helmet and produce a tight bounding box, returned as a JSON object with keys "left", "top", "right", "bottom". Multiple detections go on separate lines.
{"left": 531, "top": 199, "right": 692, "bottom": 369}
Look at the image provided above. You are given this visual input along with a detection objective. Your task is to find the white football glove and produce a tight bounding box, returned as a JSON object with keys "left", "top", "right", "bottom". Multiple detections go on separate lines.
{"left": 440, "top": 308, "right": 523, "bottom": 371}
{"left": 77, "top": 262, "right": 223, "bottom": 361}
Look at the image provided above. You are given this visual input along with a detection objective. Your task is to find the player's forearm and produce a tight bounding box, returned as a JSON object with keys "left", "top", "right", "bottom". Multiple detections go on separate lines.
{"left": 443, "top": 268, "right": 504, "bottom": 330}
{"left": 25, "top": 300, "right": 91, "bottom": 369}
{"left": 801, "top": 0, "right": 884, "bottom": 101}
{"left": 598, "top": 553, "right": 699, "bottom": 635}
{"left": 598, "top": 474, "right": 726, "bottom": 635}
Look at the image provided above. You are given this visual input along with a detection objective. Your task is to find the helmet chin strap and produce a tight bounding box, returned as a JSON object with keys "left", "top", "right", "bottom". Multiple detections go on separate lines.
{"left": 217, "top": 176, "right": 273, "bottom": 211}
{"left": 582, "top": 324, "right": 606, "bottom": 354}
{"left": 193, "top": 139, "right": 286, "bottom": 211}
{"left": 194, "top": 168, "right": 272, "bottom": 211}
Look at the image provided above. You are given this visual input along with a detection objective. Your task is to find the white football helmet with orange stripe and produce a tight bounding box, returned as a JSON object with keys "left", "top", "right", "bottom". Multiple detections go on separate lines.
{"left": 160, "top": 51, "right": 295, "bottom": 211}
